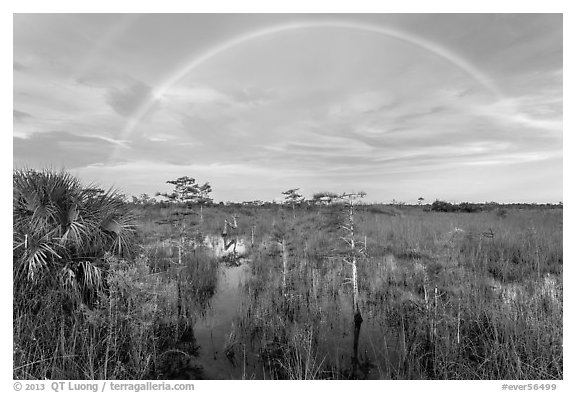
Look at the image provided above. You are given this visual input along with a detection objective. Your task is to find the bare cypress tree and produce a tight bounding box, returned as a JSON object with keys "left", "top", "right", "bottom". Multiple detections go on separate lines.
{"left": 338, "top": 191, "right": 367, "bottom": 377}
{"left": 272, "top": 217, "right": 291, "bottom": 296}
{"left": 281, "top": 237, "right": 288, "bottom": 294}
{"left": 339, "top": 192, "right": 366, "bottom": 315}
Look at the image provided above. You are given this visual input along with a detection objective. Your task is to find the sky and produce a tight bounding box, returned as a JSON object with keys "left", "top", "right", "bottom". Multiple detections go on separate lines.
{"left": 13, "top": 13, "right": 563, "bottom": 203}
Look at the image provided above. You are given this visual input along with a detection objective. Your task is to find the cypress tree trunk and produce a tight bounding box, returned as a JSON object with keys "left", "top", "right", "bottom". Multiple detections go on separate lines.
{"left": 347, "top": 196, "right": 363, "bottom": 378}
{"left": 282, "top": 238, "right": 288, "bottom": 295}
{"left": 351, "top": 307, "right": 363, "bottom": 377}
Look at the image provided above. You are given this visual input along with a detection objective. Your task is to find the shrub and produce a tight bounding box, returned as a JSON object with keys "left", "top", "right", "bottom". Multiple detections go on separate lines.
{"left": 458, "top": 202, "right": 482, "bottom": 213}
{"left": 431, "top": 200, "right": 456, "bottom": 212}
{"left": 13, "top": 169, "right": 136, "bottom": 306}
{"left": 430, "top": 200, "right": 482, "bottom": 213}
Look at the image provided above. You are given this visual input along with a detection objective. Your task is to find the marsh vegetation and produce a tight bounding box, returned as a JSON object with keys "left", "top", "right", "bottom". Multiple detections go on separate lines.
{"left": 13, "top": 170, "right": 562, "bottom": 380}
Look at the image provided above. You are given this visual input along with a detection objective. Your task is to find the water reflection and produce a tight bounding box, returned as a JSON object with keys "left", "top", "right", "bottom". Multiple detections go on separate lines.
{"left": 192, "top": 263, "right": 253, "bottom": 379}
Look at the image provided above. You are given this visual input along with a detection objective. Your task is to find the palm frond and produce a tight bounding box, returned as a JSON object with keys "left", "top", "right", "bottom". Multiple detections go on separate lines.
{"left": 13, "top": 168, "right": 136, "bottom": 303}
{"left": 78, "top": 260, "right": 104, "bottom": 292}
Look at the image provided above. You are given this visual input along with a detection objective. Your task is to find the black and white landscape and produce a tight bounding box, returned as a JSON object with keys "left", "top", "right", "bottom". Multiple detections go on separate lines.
{"left": 13, "top": 13, "right": 562, "bottom": 381}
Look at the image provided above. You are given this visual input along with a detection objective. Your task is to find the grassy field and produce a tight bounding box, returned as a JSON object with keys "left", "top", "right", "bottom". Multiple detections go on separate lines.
{"left": 227, "top": 205, "right": 562, "bottom": 379}
{"left": 13, "top": 171, "right": 562, "bottom": 380}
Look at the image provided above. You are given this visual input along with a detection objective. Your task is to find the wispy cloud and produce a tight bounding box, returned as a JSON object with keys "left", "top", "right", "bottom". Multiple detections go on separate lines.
{"left": 85, "top": 134, "right": 131, "bottom": 148}
{"left": 13, "top": 109, "right": 33, "bottom": 121}
{"left": 327, "top": 91, "right": 397, "bottom": 118}
{"left": 472, "top": 93, "right": 563, "bottom": 133}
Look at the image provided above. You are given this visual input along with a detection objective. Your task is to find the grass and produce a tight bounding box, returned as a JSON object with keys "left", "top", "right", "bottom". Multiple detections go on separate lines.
{"left": 224, "top": 205, "right": 562, "bottom": 379}
{"left": 14, "top": 173, "right": 562, "bottom": 380}
{"left": 13, "top": 251, "right": 218, "bottom": 379}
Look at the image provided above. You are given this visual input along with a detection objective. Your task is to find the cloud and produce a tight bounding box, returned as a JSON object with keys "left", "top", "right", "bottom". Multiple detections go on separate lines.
{"left": 163, "top": 84, "right": 275, "bottom": 119}
{"left": 472, "top": 94, "right": 562, "bottom": 133}
{"left": 14, "top": 66, "right": 129, "bottom": 141}
{"left": 146, "top": 136, "right": 170, "bottom": 142}
{"left": 85, "top": 134, "right": 130, "bottom": 148}
{"left": 328, "top": 91, "right": 396, "bottom": 118}
{"left": 224, "top": 86, "right": 275, "bottom": 106}
{"left": 165, "top": 85, "right": 231, "bottom": 105}
{"left": 14, "top": 132, "right": 127, "bottom": 169}
{"left": 106, "top": 81, "right": 153, "bottom": 117}
{"left": 75, "top": 69, "right": 135, "bottom": 89}
{"left": 13, "top": 109, "right": 33, "bottom": 121}
{"left": 245, "top": 86, "right": 561, "bottom": 179}
{"left": 394, "top": 106, "right": 446, "bottom": 124}
{"left": 13, "top": 61, "right": 26, "bottom": 71}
